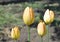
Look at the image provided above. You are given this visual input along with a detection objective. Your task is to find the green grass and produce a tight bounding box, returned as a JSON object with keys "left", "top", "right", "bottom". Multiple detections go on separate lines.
{"left": 0, "top": 2, "right": 45, "bottom": 28}
{"left": 0, "top": 5, "right": 23, "bottom": 28}
{"left": 0, "top": 2, "right": 59, "bottom": 29}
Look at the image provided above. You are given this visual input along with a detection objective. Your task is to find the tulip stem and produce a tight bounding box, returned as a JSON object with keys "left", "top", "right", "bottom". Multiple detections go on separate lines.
{"left": 47, "top": 25, "right": 49, "bottom": 42}
{"left": 14, "top": 40, "right": 17, "bottom": 42}
{"left": 16, "top": 40, "right": 17, "bottom": 42}
{"left": 41, "top": 36, "right": 43, "bottom": 42}
{"left": 28, "top": 26, "right": 30, "bottom": 42}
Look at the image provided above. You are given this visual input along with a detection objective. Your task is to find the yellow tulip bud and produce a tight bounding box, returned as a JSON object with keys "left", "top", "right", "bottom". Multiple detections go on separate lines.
{"left": 37, "top": 21, "right": 46, "bottom": 37}
{"left": 43, "top": 9, "right": 54, "bottom": 24}
{"left": 11, "top": 26, "right": 20, "bottom": 40}
{"left": 23, "top": 7, "right": 34, "bottom": 25}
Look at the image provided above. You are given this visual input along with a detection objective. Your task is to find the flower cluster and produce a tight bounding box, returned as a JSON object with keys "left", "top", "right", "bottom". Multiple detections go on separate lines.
{"left": 10, "top": 6, "right": 54, "bottom": 42}
{"left": 23, "top": 7, "right": 54, "bottom": 37}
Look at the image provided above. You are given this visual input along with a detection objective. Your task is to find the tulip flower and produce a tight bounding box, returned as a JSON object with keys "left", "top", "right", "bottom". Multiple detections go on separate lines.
{"left": 37, "top": 20, "right": 46, "bottom": 37}
{"left": 11, "top": 26, "right": 20, "bottom": 40}
{"left": 23, "top": 7, "right": 35, "bottom": 42}
{"left": 43, "top": 9, "right": 54, "bottom": 24}
{"left": 43, "top": 9, "right": 54, "bottom": 42}
{"left": 37, "top": 20, "right": 47, "bottom": 42}
{"left": 23, "top": 7, "right": 34, "bottom": 25}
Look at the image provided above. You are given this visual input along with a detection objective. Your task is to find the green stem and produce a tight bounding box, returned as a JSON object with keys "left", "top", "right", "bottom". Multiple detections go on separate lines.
{"left": 41, "top": 36, "right": 43, "bottom": 42}
{"left": 28, "top": 26, "right": 30, "bottom": 42}
{"left": 47, "top": 25, "right": 49, "bottom": 42}
{"left": 14, "top": 40, "right": 17, "bottom": 42}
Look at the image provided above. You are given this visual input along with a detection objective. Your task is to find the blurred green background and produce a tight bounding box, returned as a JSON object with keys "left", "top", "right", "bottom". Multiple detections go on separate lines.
{"left": 0, "top": 0, "right": 60, "bottom": 42}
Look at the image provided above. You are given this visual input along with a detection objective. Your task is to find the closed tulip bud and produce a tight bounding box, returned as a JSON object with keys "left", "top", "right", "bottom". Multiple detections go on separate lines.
{"left": 11, "top": 26, "right": 20, "bottom": 40}
{"left": 23, "top": 7, "right": 34, "bottom": 25}
{"left": 43, "top": 9, "right": 54, "bottom": 24}
{"left": 37, "top": 21, "right": 46, "bottom": 37}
